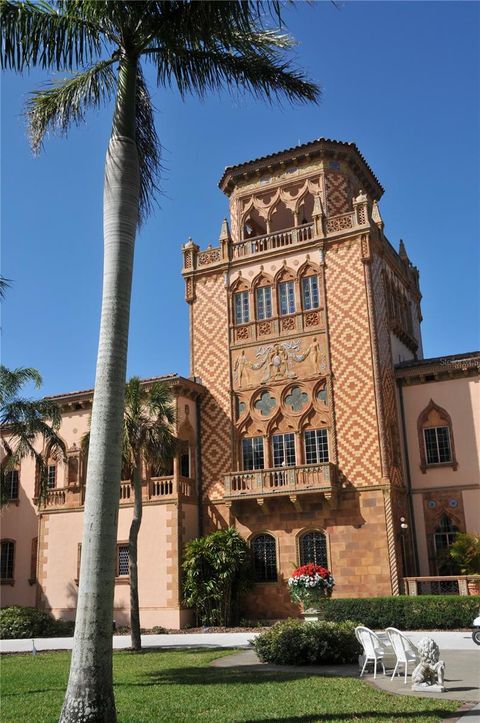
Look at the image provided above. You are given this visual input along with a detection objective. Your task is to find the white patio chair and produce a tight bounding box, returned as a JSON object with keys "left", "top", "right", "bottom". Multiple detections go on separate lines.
{"left": 354, "top": 626, "right": 387, "bottom": 679}
{"left": 386, "top": 627, "right": 420, "bottom": 684}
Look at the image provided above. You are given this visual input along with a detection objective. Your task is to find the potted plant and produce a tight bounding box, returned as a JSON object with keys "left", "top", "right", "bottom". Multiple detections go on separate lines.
{"left": 288, "top": 563, "right": 335, "bottom": 621}
{"left": 449, "top": 533, "right": 480, "bottom": 595}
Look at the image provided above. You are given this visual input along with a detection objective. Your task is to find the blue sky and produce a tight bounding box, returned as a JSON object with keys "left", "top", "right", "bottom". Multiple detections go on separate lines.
{"left": 1, "top": 1, "right": 479, "bottom": 398}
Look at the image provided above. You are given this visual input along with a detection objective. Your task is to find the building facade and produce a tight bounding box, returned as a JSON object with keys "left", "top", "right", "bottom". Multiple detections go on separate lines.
{"left": 1, "top": 138, "right": 479, "bottom": 625}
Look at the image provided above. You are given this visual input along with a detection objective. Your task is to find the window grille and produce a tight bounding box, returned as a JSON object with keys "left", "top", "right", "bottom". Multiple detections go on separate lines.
{"left": 117, "top": 545, "right": 130, "bottom": 577}
{"left": 251, "top": 534, "right": 277, "bottom": 582}
{"left": 299, "top": 531, "right": 328, "bottom": 568}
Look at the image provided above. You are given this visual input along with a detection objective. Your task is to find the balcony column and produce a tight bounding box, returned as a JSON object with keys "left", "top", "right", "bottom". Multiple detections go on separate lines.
{"left": 263, "top": 435, "right": 272, "bottom": 469}
{"left": 173, "top": 453, "right": 179, "bottom": 494}
{"left": 294, "top": 431, "right": 303, "bottom": 466}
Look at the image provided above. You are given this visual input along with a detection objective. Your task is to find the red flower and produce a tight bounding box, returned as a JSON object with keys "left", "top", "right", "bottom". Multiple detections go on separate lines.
{"left": 291, "top": 563, "right": 331, "bottom": 579}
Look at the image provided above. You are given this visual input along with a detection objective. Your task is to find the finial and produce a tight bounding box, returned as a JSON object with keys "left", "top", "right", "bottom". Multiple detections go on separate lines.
{"left": 312, "top": 193, "right": 324, "bottom": 217}
{"left": 371, "top": 200, "right": 384, "bottom": 230}
{"left": 185, "top": 236, "right": 194, "bottom": 248}
{"left": 399, "top": 239, "right": 408, "bottom": 260}
{"left": 219, "top": 217, "right": 231, "bottom": 242}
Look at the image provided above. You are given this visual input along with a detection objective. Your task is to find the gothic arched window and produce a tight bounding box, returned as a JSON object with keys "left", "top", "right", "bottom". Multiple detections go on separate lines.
{"left": 299, "top": 531, "right": 328, "bottom": 568}
{"left": 251, "top": 534, "right": 277, "bottom": 582}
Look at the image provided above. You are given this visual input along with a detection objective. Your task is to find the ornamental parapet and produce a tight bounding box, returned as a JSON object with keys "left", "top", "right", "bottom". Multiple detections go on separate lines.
{"left": 223, "top": 462, "right": 337, "bottom": 510}
{"left": 37, "top": 475, "right": 196, "bottom": 511}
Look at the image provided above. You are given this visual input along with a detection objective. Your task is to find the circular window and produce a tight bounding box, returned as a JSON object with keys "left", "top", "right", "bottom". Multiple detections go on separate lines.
{"left": 284, "top": 386, "right": 309, "bottom": 414}
{"left": 449, "top": 499, "right": 459, "bottom": 509}
{"left": 253, "top": 390, "right": 277, "bottom": 418}
{"left": 427, "top": 500, "right": 437, "bottom": 509}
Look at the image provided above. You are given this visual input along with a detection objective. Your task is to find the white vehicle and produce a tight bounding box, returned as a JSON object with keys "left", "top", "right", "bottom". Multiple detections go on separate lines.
{"left": 473, "top": 613, "right": 480, "bottom": 646}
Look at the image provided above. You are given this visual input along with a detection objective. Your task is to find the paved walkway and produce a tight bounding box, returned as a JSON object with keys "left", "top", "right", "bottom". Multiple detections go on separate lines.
{"left": 1, "top": 629, "right": 477, "bottom": 654}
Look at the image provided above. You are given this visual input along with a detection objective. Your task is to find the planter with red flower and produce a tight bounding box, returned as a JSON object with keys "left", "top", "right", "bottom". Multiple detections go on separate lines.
{"left": 288, "top": 563, "right": 335, "bottom": 621}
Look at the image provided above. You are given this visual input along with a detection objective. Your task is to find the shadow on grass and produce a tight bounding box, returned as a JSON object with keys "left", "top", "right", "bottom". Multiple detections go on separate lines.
{"left": 246, "top": 712, "right": 470, "bottom": 723}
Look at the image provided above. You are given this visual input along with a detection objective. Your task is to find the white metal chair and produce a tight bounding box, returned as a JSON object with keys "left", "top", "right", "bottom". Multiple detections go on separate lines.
{"left": 354, "top": 626, "right": 387, "bottom": 679}
{"left": 386, "top": 627, "right": 420, "bottom": 684}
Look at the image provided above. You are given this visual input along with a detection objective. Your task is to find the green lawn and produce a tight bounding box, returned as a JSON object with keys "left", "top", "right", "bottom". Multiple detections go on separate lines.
{"left": 1, "top": 648, "right": 460, "bottom": 722}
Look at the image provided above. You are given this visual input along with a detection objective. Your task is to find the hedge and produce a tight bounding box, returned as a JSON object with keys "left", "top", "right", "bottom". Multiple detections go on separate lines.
{"left": 0, "top": 606, "right": 75, "bottom": 639}
{"left": 322, "top": 596, "right": 479, "bottom": 629}
{"left": 254, "top": 619, "right": 360, "bottom": 665}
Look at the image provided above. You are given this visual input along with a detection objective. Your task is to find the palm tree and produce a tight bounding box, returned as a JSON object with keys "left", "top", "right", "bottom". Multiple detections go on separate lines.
{"left": 0, "top": 365, "right": 66, "bottom": 505}
{"left": 1, "top": 2, "right": 319, "bottom": 719}
{"left": 83, "top": 377, "right": 176, "bottom": 651}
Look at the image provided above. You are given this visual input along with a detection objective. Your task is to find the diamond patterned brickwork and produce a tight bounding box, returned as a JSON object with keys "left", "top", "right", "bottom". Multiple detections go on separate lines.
{"left": 192, "top": 274, "right": 233, "bottom": 500}
{"left": 325, "top": 241, "right": 382, "bottom": 486}
{"left": 371, "top": 253, "right": 404, "bottom": 487}
{"left": 325, "top": 172, "right": 351, "bottom": 217}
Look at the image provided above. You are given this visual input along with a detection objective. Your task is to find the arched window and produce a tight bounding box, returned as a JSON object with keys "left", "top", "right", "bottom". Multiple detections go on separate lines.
{"left": 433, "top": 515, "right": 458, "bottom": 575}
{"left": 0, "top": 540, "right": 15, "bottom": 582}
{"left": 299, "top": 531, "right": 328, "bottom": 567}
{"left": 251, "top": 534, "right": 277, "bottom": 582}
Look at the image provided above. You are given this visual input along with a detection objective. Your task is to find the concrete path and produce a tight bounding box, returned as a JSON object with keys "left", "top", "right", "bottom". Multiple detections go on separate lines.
{"left": 1, "top": 629, "right": 477, "bottom": 654}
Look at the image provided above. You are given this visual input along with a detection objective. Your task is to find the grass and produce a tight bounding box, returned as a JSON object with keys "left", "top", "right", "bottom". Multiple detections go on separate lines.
{"left": 1, "top": 648, "right": 460, "bottom": 722}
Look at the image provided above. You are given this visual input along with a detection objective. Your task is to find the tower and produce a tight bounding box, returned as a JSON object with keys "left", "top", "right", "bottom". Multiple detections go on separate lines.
{"left": 182, "top": 138, "right": 422, "bottom": 613}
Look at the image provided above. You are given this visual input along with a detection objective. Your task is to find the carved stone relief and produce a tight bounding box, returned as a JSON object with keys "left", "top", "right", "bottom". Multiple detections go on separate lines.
{"left": 232, "top": 335, "right": 327, "bottom": 391}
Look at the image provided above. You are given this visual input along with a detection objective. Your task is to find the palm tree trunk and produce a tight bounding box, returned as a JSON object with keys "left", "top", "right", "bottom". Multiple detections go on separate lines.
{"left": 60, "top": 56, "right": 139, "bottom": 723}
{"left": 129, "top": 463, "right": 143, "bottom": 651}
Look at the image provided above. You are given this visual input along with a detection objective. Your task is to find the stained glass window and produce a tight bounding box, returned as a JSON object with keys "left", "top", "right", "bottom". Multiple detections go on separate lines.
{"left": 252, "top": 534, "right": 277, "bottom": 582}
{"left": 234, "top": 291, "right": 250, "bottom": 324}
{"left": 279, "top": 281, "right": 295, "bottom": 315}
{"left": 255, "top": 286, "right": 272, "bottom": 320}
{"left": 302, "top": 276, "right": 320, "bottom": 310}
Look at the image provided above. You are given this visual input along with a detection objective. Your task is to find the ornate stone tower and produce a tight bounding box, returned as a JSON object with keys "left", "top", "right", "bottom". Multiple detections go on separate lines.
{"left": 182, "top": 138, "right": 422, "bottom": 612}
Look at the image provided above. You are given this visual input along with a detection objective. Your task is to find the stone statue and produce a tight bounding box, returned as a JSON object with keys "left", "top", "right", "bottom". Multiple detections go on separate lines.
{"left": 234, "top": 350, "right": 250, "bottom": 388}
{"left": 411, "top": 637, "right": 445, "bottom": 693}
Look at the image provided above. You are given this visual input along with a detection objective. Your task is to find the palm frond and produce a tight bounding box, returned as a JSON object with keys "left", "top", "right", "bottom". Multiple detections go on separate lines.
{"left": 0, "top": 365, "right": 42, "bottom": 405}
{"left": 0, "top": 275, "right": 11, "bottom": 298}
{"left": 0, "top": 0, "right": 105, "bottom": 71}
{"left": 135, "top": 65, "right": 161, "bottom": 225}
{"left": 26, "top": 57, "right": 116, "bottom": 153}
{"left": 150, "top": 41, "right": 319, "bottom": 105}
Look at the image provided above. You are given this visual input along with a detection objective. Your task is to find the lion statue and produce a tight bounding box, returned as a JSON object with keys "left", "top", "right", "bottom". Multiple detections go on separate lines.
{"left": 411, "top": 637, "right": 445, "bottom": 689}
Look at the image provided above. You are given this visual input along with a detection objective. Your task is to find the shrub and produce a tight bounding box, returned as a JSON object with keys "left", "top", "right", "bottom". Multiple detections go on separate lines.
{"left": 254, "top": 619, "right": 360, "bottom": 665}
{"left": 449, "top": 533, "right": 480, "bottom": 575}
{"left": 182, "top": 527, "right": 253, "bottom": 626}
{"left": 322, "top": 596, "right": 479, "bottom": 629}
{"left": 0, "top": 606, "right": 73, "bottom": 639}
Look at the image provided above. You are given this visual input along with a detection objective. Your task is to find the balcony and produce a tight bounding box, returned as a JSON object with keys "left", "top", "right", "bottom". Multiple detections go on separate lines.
{"left": 224, "top": 463, "right": 337, "bottom": 510}
{"left": 39, "top": 475, "right": 196, "bottom": 511}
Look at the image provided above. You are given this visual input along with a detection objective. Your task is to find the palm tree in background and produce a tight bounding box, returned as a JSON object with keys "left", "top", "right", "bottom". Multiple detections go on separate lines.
{"left": 0, "top": 366, "right": 66, "bottom": 505}
{"left": 83, "top": 377, "right": 176, "bottom": 652}
{"left": 1, "top": 2, "right": 319, "bottom": 719}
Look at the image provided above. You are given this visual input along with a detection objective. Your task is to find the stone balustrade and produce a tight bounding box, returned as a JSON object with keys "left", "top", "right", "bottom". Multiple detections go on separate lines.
{"left": 224, "top": 462, "right": 336, "bottom": 505}
{"left": 403, "top": 575, "right": 480, "bottom": 596}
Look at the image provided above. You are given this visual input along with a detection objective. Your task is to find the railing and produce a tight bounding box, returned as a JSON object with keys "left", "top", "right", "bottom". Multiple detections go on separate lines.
{"left": 326, "top": 211, "right": 355, "bottom": 233}
{"left": 42, "top": 487, "right": 67, "bottom": 507}
{"left": 403, "top": 575, "right": 479, "bottom": 596}
{"left": 224, "top": 463, "right": 335, "bottom": 500}
{"left": 232, "top": 308, "right": 324, "bottom": 344}
{"left": 38, "top": 476, "right": 196, "bottom": 510}
{"left": 232, "top": 223, "right": 314, "bottom": 259}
